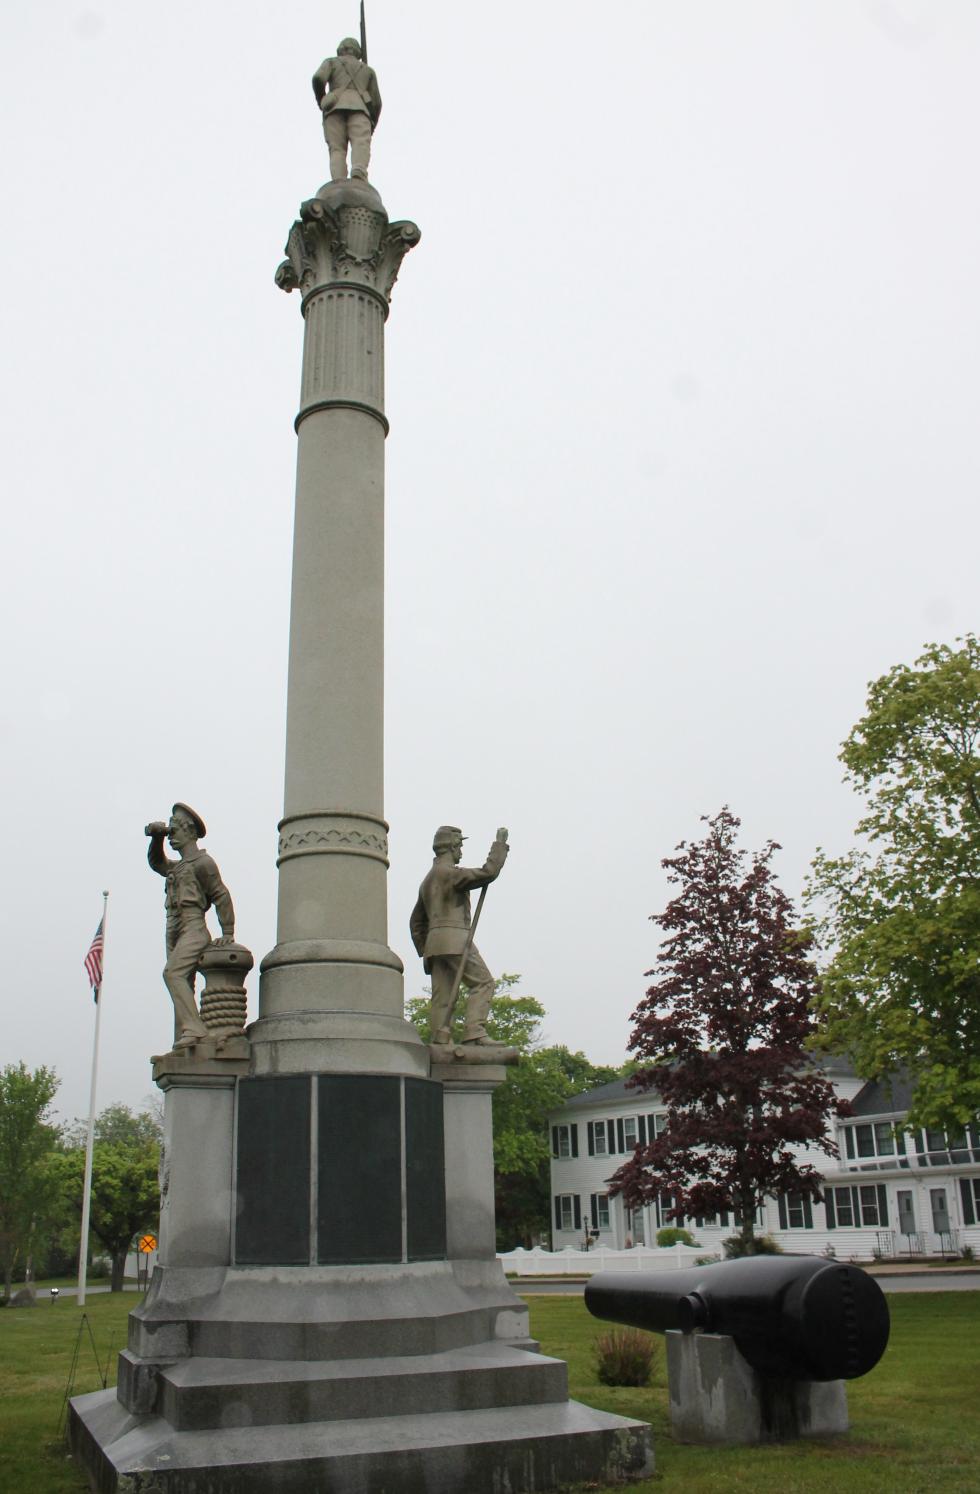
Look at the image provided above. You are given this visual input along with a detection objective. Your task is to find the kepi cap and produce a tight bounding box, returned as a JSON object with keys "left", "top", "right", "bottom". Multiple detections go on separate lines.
{"left": 432, "top": 824, "right": 465, "bottom": 850}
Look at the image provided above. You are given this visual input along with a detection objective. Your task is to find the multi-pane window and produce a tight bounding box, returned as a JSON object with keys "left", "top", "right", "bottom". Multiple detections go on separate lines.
{"left": 554, "top": 1194, "right": 581, "bottom": 1232}
{"left": 590, "top": 1193, "right": 611, "bottom": 1230}
{"left": 842, "top": 1122, "right": 908, "bottom": 1170}
{"left": 959, "top": 1177, "right": 980, "bottom": 1226}
{"left": 623, "top": 1117, "right": 638, "bottom": 1148}
{"left": 587, "top": 1120, "right": 608, "bottom": 1156}
{"left": 778, "top": 1192, "right": 814, "bottom": 1229}
{"left": 656, "top": 1193, "right": 685, "bottom": 1229}
{"left": 551, "top": 1123, "right": 578, "bottom": 1159}
{"left": 826, "top": 1183, "right": 889, "bottom": 1229}
{"left": 917, "top": 1126, "right": 980, "bottom": 1166}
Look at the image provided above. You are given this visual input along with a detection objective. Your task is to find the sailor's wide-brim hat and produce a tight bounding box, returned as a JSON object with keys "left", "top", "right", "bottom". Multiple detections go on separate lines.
{"left": 172, "top": 802, "right": 207, "bottom": 838}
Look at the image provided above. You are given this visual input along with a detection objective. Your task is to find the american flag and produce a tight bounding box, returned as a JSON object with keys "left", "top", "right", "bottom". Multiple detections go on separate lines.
{"left": 84, "top": 918, "right": 104, "bottom": 1001}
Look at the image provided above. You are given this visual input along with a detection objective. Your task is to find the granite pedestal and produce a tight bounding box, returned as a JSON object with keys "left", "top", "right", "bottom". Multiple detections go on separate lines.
{"left": 667, "top": 1330, "right": 849, "bottom": 1444}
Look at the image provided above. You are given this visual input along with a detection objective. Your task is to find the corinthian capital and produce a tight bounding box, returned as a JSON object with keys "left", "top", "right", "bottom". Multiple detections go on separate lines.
{"left": 276, "top": 179, "right": 420, "bottom": 306}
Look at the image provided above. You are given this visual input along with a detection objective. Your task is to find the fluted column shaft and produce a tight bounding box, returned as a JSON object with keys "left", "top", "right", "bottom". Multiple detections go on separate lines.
{"left": 254, "top": 182, "right": 421, "bottom": 1076}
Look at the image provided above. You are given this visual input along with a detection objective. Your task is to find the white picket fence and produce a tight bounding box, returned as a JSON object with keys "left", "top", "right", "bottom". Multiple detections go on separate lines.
{"left": 498, "top": 1243, "right": 712, "bottom": 1275}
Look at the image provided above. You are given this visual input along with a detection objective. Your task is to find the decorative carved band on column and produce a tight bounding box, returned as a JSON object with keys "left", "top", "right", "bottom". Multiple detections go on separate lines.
{"left": 277, "top": 809, "right": 390, "bottom": 867}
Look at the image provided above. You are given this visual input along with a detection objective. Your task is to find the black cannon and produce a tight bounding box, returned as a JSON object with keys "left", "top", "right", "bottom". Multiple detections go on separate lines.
{"left": 585, "top": 1254, "right": 890, "bottom": 1382}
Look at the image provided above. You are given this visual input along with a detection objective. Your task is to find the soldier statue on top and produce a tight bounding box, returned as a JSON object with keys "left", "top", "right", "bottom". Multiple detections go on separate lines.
{"left": 145, "top": 804, "right": 236, "bottom": 1050}
{"left": 313, "top": 36, "right": 382, "bottom": 182}
{"left": 410, "top": 826, "right": 509, "bottom": 1047}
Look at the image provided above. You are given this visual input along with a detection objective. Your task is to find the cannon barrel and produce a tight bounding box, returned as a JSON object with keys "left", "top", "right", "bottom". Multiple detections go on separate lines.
{"left": 585, "top": 1254, "right": 890, "bottom": 1381}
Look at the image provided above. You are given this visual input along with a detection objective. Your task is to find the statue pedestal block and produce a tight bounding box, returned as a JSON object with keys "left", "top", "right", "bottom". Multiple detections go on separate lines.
{"left": 434, "top": 1057, "right": 510, "bottom": 1262}
{"left": 154, "top": 1052, "right": 249, "bottom": 1270}
{"left": 666, "top": 1331, "right": 849, "bottom": 1444}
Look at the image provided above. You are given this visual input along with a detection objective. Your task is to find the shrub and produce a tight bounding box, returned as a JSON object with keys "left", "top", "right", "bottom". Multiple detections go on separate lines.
{"left": 722, "top": 1232, "right": 783, "bottom": 1258}
{"left": 594, "top": 1327, "right": 658, "bottom": 1387}
{"left": 88, "top": 1257, "right": 111, "bottom": 1280}
{"left": 962, "top": 1245, "right": 975, "bottom": 1262}
{"left": 656, "top": 1227, "right": 696, "bottom": 1248}
{"left": 694, "top": 1254, "right": 720, "bottom": 1266}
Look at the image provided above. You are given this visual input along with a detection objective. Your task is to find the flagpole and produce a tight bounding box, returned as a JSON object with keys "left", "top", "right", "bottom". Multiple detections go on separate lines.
{"left": 77, "top": 890, "right": 108, "bottom": 1309}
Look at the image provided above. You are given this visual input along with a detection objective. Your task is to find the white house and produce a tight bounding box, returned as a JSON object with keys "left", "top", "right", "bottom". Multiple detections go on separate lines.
{"left": 547, "top": 1059, "right": 980, "bottom": 1260}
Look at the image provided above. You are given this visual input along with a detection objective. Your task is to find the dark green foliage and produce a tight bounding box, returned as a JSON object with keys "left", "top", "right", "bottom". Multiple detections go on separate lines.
{"left": 655, "top": 1226, "right": 696, "bottom": 1247}
{"left": 52, "top": 1105, "right": 160, "bottom": 1292}
{"left": 0, "top": 1063, "right": 61, "bottom": 1302}
{"left": 722, "top": 1232, "right": 783, "bottom": 1258}
{"left": 594, "top": 1326, "right": 658, "bottom": 1387}
{"left": 406, "top": 977, "right": 625, "bottom": 1246}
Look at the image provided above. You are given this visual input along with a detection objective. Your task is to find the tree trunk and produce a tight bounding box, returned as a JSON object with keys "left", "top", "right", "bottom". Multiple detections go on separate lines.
{"left": 110, "top": 1250, "right": 126, "bottom": 1292}
{"left": 2, "top": 1259, "right": 12, "bottom": 1304}
{"left": 739, "top": 1188, "right": 756, "bottom": 1253}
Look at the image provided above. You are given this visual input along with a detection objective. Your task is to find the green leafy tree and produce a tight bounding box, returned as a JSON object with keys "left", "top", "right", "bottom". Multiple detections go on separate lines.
{"left": 62, "top": 1101, "right": 162, "bottom": 1151}
{"left": 807, "top": 636, "right": 980, "bottom": 1130}
{"left": 0, "top": 1063, "right": 60, "bottom": 1299}
{"left": 53, "top": 1105, "right": 160, "bottom": 1291}
{"left": 407, "top": 977, "right": 622, "bottom": 1247}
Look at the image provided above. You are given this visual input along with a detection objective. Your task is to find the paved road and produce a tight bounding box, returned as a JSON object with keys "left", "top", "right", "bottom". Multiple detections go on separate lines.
{"left": 28, "top": 1284, "right": 141, "bottom": 1299}
{"left": 515, "top": 1272, "right": 980, "bottom": 1296}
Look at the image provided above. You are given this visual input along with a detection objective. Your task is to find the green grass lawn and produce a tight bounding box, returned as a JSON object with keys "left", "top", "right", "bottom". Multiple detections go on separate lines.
{"left": 527, "top": 1291, "right": 980, "bottom": 1492}
{"left": 1, "top": 1289, "right": 978, "bottom": 1491}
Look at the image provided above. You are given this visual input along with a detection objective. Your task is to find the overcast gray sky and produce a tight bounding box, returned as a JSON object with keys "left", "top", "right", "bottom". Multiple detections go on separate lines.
{"left": 2, "top": 1, "right": 977, "bottom": 1125}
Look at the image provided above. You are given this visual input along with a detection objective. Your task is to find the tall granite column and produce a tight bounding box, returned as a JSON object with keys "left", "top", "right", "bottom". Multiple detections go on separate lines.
{"left": 254, "top": 181, "right": 422, "bottom": 1078}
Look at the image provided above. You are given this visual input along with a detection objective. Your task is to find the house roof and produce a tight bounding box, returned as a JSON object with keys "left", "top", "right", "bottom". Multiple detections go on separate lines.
{"left": 849, "top": 1072, "right": 916, "bottom": 1116}
{"left": 553, "top": 1054, "right": 861, "bottom": 1116}
{"left": 561, "top": 1077, "right": 645, "bottom": 1110}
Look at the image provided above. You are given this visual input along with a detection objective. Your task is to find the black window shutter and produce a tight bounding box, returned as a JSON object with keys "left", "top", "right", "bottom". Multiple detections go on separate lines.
{"left": 587, "top": 1122, "right": 595, "bottom": 1157}
{"left": 777, "top": 1195, "right": 788, "bottom": 1230}
{"left": 573, "top": 1196, "right": 582, "bottom": 1230}
{"left": 825, "top": 1190, "right": 837, "bottom": 1229}
{"left": 551, "top": 1126, "right": 559, "bottom": 1159}
{"left": 877, "top": 1184, "right": 889, "bottom": 1226}
{"left": 960, "top": 1178, "right": 976, "bottom": 1227}
{"left": 590, "top": 1193, "right": 598, "bottom": 1228}
{"left": 647, "top": 1113, "right": 657, "bottom": 1138}
{"left": 844, "top": 1128, "right": 854, "bottom": 1159}
{"left": 606, "top": 1119, "right": 615, "bottom": 1153}
{"left": 638, "top": 1115, "right": 647, "bottom": 1144}
{"left": 617, "top": 1118, "right": 625, "bottom": 1153}
{"left": 803, "top": 1195, "right": 813, "bottom": 1228}
{"left": 571, "top": 1123, "right": 579, "bottom": 1158}
{"left": 554, "top": 1195, "right": 562, "bottom": 1231}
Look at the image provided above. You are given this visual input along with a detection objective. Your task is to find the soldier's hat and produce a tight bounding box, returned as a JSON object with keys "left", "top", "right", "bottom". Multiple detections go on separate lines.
{"left": 172, "top": 802, "right": 207, "bottom": 839}
{"left": 432, "top": 824, "right": 465, "bottom": 850}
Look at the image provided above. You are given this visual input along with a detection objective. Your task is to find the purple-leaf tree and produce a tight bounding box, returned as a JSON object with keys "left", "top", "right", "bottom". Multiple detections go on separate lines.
{"left": 611, "top": 808, "right": 847, "bottom": 1252}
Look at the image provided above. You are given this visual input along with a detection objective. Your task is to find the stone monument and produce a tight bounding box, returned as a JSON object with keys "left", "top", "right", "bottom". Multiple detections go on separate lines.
{"left": 69, "top": 32, "right": 652, "bottom": 1492}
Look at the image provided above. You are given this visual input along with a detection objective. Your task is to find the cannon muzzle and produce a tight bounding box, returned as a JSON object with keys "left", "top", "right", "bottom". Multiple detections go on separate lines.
{"left": 585, "top": 1254, "right": 889, "bottom": 1381}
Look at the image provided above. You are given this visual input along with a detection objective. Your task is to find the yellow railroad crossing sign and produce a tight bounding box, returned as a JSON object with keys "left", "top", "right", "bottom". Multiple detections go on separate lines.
{"left": 138, "top": 1234, "right": 157, "bottom": 1254}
